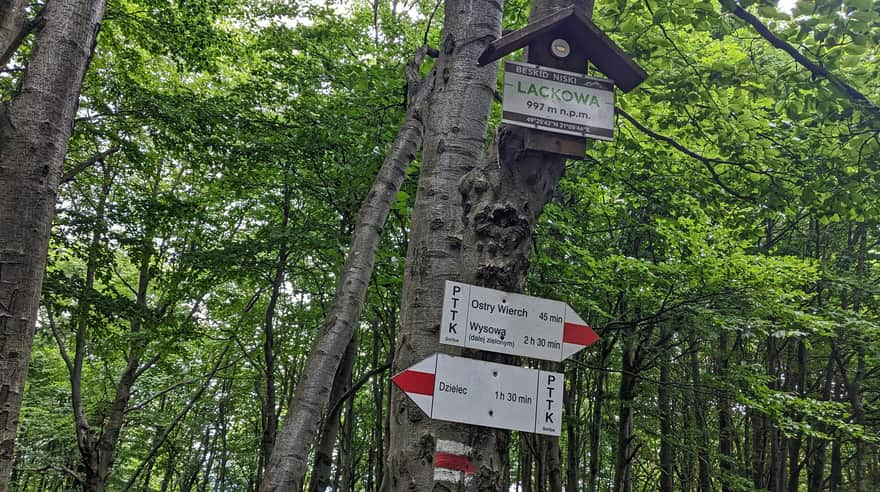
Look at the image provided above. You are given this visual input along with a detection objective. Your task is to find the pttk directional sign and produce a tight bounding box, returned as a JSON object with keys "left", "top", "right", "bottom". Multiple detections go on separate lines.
{"left": 440, "top": 280, "right": 599, "bottom": 362}
{"left": 502, "top": 61, "right": 615, "bottom": 141}
{"left": 392, "top": 353, "right": 563, "bottom": 435}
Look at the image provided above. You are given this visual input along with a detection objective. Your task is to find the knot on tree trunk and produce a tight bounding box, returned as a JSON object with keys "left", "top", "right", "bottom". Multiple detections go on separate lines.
{"left": 472, "top": 204, "right": 529, "bottom": 253}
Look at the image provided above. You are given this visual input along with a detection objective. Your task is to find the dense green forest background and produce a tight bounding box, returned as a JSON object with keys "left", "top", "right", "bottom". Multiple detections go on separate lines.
{"left": 4, "top": 0, "right": 879, "bottom": 490}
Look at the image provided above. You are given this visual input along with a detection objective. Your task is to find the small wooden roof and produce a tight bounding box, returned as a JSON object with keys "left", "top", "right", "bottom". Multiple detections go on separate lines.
{"left": 478, "top": 6, "right": 648, "bottom": 92}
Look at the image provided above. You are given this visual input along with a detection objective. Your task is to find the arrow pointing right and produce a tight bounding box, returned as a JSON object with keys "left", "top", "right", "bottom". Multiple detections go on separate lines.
{"left": 439, "top": 280, "right": 599, "bottom": 362}
{"left": 562, "top": 308, "right": 600, "bottom": 360}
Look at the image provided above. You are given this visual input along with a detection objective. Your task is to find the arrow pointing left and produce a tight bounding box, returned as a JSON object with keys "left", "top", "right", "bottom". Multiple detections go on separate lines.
{"left": 391, "top": 353, "right": 563, "bottom": 435}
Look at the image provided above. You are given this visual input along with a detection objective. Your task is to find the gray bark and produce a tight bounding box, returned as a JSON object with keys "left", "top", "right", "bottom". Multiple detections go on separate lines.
{"left": 0, "top": 0, "right": 30, "bottom": 68}
{"left": 259, "top": 184, "right": 292, "bottom": 483}
{"left": 308, "top": 337, "right": 357, "bottom": 492}
{"left": 658, "top": 327, "right": 673, "bottom": 492}
{"left": 0, "top": 0, "right": 106, "bottom": 487}
{"left": 386, "top": 0, "right": 596, "bottom": 488}
{"left": 258, "top": 48, "right": 434, "bottom": 492}
{"left": 613, "top": 330, "right": 636, "bottom": 492}
{"left": 382, "top": 1, "right": 503, "bottom": 480}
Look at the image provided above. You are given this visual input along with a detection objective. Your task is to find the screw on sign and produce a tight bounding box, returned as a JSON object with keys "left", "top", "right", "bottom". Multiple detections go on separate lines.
{"left": 391, "top": 353, "right": 563, "bottom": 436}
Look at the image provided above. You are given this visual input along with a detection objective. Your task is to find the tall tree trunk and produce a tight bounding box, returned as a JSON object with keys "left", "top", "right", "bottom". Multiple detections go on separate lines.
{"left": 848, "top": 222, "right": 868, "bottom": 492}
{"left": 386, "top": 0, "right": 595, "bottom": 488}
{"left": 658, "top": 327, "right": 674, "bottom": 492}
{"left": 545, "top": 434, "right": 563, "bottom": 492}
{"left": 614, "top": 330, "right": 637, "bottom": 492}
{"left": 521, "top": 437, "right": 533, "bottom": 492}
{"left": 564, "top": 362, "right": 580, "bottom": 492}
{"left": 370, "top": 322, "right": 385, "bottom": 491}
{"left": 588, "top": 342, "right": 610, "bottom": 492}
{"left": 0, "top": 0, "right": 106, "bottom": 485}
{"left": 199, "top": 425, "right": 220, "bottom": 492}
{"left": 49, "top": 161, "right": 111, "bottom": 490}
{"left": 689, "top": 336, "right": 712, "bottom": 492}
{"left": 717, "top": 331, "right": 733, "bottom": 492}
{"left": 308, "top": 337, "right": 357, "bottom": 492}
{"left": 259, "top": 47, "right": 434, "bottom": 492}
{"left": 828, "top": 381, "right": 842, "bottom": 492}
{"left": 786, "top": 339, "right": 806, "bottom": 492}
{"left": 382, "top": 0, "right": 502, "bottom": 487}
{"left": 767, "top": 336, "right": 785, "bottom": 492}
{"left": 340, "top": 382, "right": 356, "bottom": 492}
{"left": 259, "top": 185, "right": 292, "bottom": 482}
{"left": 750, "top": 406, "right": 767, "bottom": 488}
{"left": 806, "top": 356, "right": 834, "bottom": 492}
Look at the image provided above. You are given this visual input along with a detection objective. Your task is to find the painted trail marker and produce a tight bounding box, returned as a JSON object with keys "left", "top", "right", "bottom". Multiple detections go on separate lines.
{"left": 502, "top": 61, "right": 615, "bottom": 141}
{"left": 440, "top": 280, "right": 599, "bottom": 362}
{"left": 392, "top": 353, "right": 563, "bottom": 435}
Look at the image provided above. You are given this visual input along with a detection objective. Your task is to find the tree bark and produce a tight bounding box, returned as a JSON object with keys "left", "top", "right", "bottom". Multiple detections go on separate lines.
{"left": 564, "top": 362, "right": 580, "bottom": 492}
{"left": 588, "top": 342, "right": 610, "bottom": 492}
{"left": 259, "top": 184, "right": 291, "bottom": 481}
{"left": 689, "top": 336, "right": 712, "bottom": 492}
{"left": 786, "top": 339, "right": 806, "bottom": 492}
{"left": 259, "top": 47, "right": 434, "bottom": 492}
{"left": 308, "top": 337, "right": 357, "bottom": 492}
{"left": 545, "top": 434, "right": 563, "bottom": 492}
{"left": 382, "top": 0, "right": 502, "bottom": 487}
{"left": 386, "top": 0, "right": 596, "bottom": 489}
{"left": 0, "top": 0, "right": 106, "bottom": 485}
{"left": 0, "top": 0, "right": 30, "bottom": 68}
{"left": 613, "top": 330, "right": 637, "bottom": 492}
{"left": 717, "top": 331, "right": 733, "bottom": 492}
{"left": 658, "top": 326, "right": 674, "bottom": 492}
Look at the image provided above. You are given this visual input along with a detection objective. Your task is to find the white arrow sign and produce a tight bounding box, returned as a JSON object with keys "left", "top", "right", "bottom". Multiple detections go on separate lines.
{"left": 440, "top": 281, "right": 599, "bottom": 362}
{"left": 391, "top": 353, "right": 563, "bottom": 435}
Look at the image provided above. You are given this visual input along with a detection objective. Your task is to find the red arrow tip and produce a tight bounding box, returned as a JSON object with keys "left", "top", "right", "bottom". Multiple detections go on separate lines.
{"left": 392, "top": 370, "right": 435, "bottom": 396}
{"left": 563, "top": 322, "right": 600, "bottom": 347}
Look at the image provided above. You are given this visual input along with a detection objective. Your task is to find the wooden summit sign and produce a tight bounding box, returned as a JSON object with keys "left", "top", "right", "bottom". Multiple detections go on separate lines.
{"left": 479, "top": 6, "right": 648, "bottom": 155}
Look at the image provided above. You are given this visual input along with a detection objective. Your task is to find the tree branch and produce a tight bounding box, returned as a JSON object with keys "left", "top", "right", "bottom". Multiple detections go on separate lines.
{"left": 721, "top": 1, "right": 880, "bottom": 124}
{"left": 617, "top": 107, "right": 757, "bottom": 201}
{"left": 47, "top": 306, "right": 74, "bottom": 374}
{"left": 325, "top": 359, "right": 392, "bottom": 419}
{"left": 61, "top": 145, "right": 120, "bottom": 185}
{"left": 0, "top": 2, "right": 44, "bottom": 69}
{"left": 121, "top": 343, "right": 232, "bottom": 492}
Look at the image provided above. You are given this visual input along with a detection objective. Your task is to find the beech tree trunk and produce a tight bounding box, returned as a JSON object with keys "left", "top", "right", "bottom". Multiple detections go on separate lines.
{"left": 386, "top": 0, "right": 594, "bottom": 489}
{"left": 258, "top": 184, "right": 291, "bottom": 484}
{"left": 0, "top": 0, "right": 106, "bottom": 486}
{"left": 689, "top": 336, "right": 713, "bottom": 492}
{"left": 658, "top": 327, "right": 674, "bottom": 492}
{"left": 613, "top": 330, "right": 637, "bottom": 492}
{"left": 382, "top": 0, "right": 502, "bottom": 487}
{"left": 717, "top": 331, "right": 733, "bottom": 492}
{"left": 0, "top": 0, "right": 30, "bottom": 67}
{"left": 309, "top": 337, "right": 357, "bottom": 492}
{"left": 258, "top": 48, "right": 434, "bottom": 492}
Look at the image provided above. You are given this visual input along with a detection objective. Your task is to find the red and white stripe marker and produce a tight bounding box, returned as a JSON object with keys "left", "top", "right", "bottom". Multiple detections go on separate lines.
{"left": 433, "top": 440, "right": 476, "bottom": 485}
